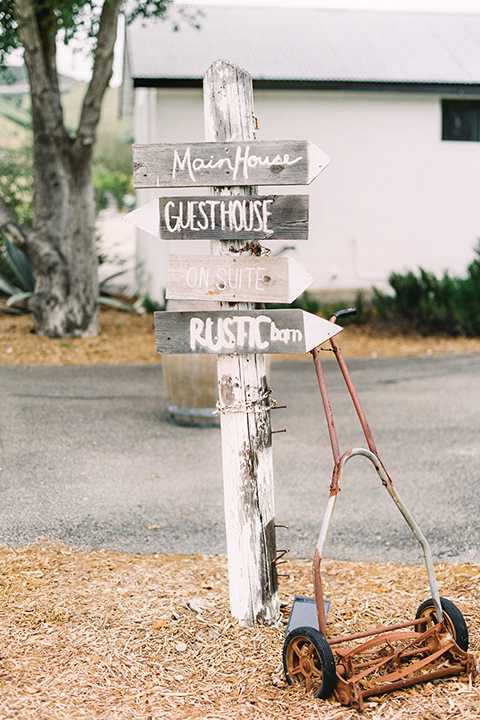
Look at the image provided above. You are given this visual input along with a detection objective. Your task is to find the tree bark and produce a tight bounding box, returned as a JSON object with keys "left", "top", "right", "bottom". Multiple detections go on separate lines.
{"left": 11, "top": 0, "right": 122, "bottom": 337}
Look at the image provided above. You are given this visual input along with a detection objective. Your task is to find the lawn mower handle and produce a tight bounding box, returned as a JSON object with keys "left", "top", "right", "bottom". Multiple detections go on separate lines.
{"left": 330, "top": 307, "right": 357, "bottom": 323}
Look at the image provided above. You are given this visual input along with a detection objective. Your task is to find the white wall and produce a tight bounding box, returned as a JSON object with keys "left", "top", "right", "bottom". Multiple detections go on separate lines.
{"left": 134, "top": 87, "right": 208, "bottom": 302}
{"left": 133, "top": 85, "right": 480, "bottom": 301}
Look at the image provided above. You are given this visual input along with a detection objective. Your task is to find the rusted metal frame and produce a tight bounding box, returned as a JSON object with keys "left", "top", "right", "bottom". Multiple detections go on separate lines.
{"left": 335, "top": 640, "right": 473, "bottom": 710}
{"left": 310, "top": 345, "right": 341, "bottom": 636}
{"left": 333, "top": 626, "right": 475, "bottom": 710}
{"left": 361, "top": 644, "right": 455, "bottom": 686}
{"left": 345, "top": 636, "right": 446, "bottom": 669}
{"left": 355, "top": 664, "right": 470, "bottom": 707}
{"left": 336, "top": 629, "right": 424, "bottom": 663}
{"left": 340, "top": 634, "right": 455, "bottom": 685}
{"left": 311, "top": 346, "right": 341, "bottom": 466}
{"left": 336, "top": 662, "right": 469, "bottom": 711}
{"left": 310, "top": 324, "right": 443, "bottom": 649}
{"left": 315, "top": 447, "right": 443, "bottom": 623}
{"left": 328, "top": 332, "right": 378, "bottom": 455}
{"left": 328, "top": 617, "right": 427, "bottom": 645}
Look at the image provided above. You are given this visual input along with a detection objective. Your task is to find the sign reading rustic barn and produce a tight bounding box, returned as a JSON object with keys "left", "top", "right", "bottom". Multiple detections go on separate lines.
{"left": 154, "top": 309, "right": 342, "bottom": 355}
{"left": 133, "top": 140, "right": 330, "bottom": 188}
{"left": 166, "top": 255, "right": 313, "bottom": 303}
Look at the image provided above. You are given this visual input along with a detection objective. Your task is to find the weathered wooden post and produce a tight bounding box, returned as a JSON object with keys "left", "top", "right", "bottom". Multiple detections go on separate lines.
{"left": 204, "top": 60, "right": 279, "bottom": 626}
{"left": 129, "top": 59, "right": 337, "bottom": 628}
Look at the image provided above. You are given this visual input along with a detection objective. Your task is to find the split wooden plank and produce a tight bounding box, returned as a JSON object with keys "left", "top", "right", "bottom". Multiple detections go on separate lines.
{"left": 203, "top": 60, "right": 278, "bottom": 628}
{"left": 165, "top": 255, "right": 313, "bottom": 304}
{"left": 133, "top": 140, "right": 330, "bottom": 188}
{"left": 154, "top": 309, "right": 342, "bottom": 355}
{"left": 125, "top": 194, "right": 309, "bottom": 241}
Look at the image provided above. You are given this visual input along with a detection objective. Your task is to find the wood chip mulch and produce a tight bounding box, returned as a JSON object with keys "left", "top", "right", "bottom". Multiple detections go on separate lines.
{"left": 2, "top": 308, "right": 480, "bottom": 365}
{"left": 1, "top": 541, "right": 478, "bottom": 719}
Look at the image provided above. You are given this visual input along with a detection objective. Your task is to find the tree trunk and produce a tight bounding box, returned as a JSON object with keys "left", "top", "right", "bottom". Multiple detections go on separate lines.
{"left": 12, "top": 0, "right": 122, "bottom": 337}
{"left": 25, "top": 136, "right": 99, "bottom": 337}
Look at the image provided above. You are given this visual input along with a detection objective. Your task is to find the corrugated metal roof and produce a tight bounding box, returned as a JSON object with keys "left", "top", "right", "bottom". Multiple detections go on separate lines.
{"left": 126, "top": 5, "right": 480, "bottom": 87}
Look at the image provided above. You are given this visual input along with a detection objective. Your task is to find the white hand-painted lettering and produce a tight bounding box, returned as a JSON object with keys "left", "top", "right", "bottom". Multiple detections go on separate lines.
{"left": 171, "top": 145, "right": 302, "bottom": 183}
{"left": 164, "top": 198, "right": 274, "bottom": 235}
{"left": 172, "top": 148, "right": 235, "bottom": 183}
{"left": 270, "top": 322, "right": 303, "bottom": 343}
{"left": 189, "top": 316, "right": 303, "bottom": 352}
{"left": 233, "top": 146, "right": 302, "bottom": 182}
{"left": 184, "top": 265, "right": 268, "bottom": 293}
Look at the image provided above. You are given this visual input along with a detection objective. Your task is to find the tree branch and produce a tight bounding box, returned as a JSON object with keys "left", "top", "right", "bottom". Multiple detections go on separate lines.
{"left": 13, "top": 0, "right": 65, "bottom": 141}
{"left": 0, "top": 197, "right": 31, "bottom": 248}
{"left": 76, "top": 0, "right": 123, "bottom": 150}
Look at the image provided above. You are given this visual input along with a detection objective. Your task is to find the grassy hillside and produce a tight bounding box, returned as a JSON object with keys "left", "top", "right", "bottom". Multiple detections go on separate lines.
{"left": 0, "top": 74, "right": 132, "bottom": 164}
{"left": 0, "top": 75, "right": 133, "bottom": 219}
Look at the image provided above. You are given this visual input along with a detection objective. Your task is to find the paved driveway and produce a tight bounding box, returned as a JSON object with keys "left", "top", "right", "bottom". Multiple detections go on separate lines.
{"left": 1, "top": 354, "right": 479, "bottom": 564}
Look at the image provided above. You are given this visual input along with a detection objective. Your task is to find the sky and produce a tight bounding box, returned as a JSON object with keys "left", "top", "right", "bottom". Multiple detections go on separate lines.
{"left": 50, "top": 0, "right": 480, "bottom": 84}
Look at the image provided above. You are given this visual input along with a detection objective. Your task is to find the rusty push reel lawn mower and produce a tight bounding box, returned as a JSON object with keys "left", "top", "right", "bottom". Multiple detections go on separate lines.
{"left": 282, "top": 308, "right": 477, "bottom": 711}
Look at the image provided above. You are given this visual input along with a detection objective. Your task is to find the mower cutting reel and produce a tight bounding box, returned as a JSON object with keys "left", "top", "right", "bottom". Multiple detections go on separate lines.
{"left": 283, "top": 309, "right": 477, "bottom": 711}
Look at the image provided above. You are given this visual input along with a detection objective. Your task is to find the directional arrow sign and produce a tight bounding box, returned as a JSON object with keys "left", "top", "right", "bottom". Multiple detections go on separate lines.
{"left": 133, "top": 140, "right": 330, "bottom": 188}
{"left": 125, "top": 194, "right": 309, "bottom": 241}
{"left": 154, "top": 309, "right": 342, "bottom": 355}
{"left": 166, "top": 255, "right": 313, "bottom": 304}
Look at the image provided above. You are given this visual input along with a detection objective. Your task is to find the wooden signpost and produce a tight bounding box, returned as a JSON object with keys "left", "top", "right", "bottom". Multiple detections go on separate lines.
{"left": 154, "top": 309, "right": 342, "bottom": 354}
{"left": 165, "top": 255, "right": 314, "bottom": 303}
{"left": 133, "top": 139, "right": 330, "bottom": 188}
{"left": 131, "top": 59, "right": 334, "bottom": 628}
{"left": 125, "top": 194, "right": 309, "bottom": 241}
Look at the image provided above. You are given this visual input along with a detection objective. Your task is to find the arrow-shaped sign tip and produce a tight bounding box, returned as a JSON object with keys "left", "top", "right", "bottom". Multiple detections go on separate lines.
{"left": 302, "top": 311, "right": 342, "bottom": 352}
{"left": 287, "top": 257, "right": 314, "bottom": 303}
{"left": 124, "top": 199, "right": 159, "bottom": 237}
{"left": 308, "top": 141, "right": 331, "bottom": 184}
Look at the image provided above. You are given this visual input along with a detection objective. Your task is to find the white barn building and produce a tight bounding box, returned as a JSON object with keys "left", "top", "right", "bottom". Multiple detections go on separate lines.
{"left": 122, "top": 5, "right": 480, "bottom": 303}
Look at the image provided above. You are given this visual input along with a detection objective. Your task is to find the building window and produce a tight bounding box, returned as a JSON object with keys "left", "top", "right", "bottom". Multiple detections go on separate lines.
{"left": 442, "top": 100, "right": 480, "bottom": 142}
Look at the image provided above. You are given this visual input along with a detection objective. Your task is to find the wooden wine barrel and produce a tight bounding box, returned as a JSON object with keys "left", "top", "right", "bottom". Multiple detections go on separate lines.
{"left": 163, "top": 301, "right": 219, "bottom": 426}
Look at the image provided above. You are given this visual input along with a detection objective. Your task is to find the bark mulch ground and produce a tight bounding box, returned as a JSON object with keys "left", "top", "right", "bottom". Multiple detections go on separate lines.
{"left": 1, "top": 308, "right": 479, "bottom": 718}
{"left": 0, "top": 541, "right": 478, "bottom": 720}
{"left": 2, "top": 307, "right": 480, "bottom": 365}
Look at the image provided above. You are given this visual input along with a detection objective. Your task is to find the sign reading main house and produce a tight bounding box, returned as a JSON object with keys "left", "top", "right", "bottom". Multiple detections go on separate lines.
{"left": 133, "top": 140, "right": 330, "bottom": 187}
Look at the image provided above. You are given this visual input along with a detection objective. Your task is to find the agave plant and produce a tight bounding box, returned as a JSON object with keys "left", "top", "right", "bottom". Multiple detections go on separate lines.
{"left": 0, "top": 237, "right": 35, "bottom": 313}
{"left": 0, "top": 237, "right": 135, "bottom": 314}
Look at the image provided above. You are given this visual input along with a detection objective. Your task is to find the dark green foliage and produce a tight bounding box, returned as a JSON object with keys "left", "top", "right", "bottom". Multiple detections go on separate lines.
{"left": 290, "top": 291, "right": 321, "bottom": 314}
{"left": 266, "top": 290, "right": 370, "bottom": 325}
{"left": 0, "top": 1, "right": 174, "bottom": 69}
{"left": 141, "top": 293, "right": 165, "bottom": 314}
{"left": 0, "top": 146, "right": 34, "bottom": 299}
{"left": 93, "top": 169, "right": 133, "bottom": 212}
{"left": 0, "top": 146, "right": 34, "bottom": 227}
{"left": 0, "top": 236, "right": 35, "bottom": 313}
{"left": 373, "top": 242, "right": 480, "bottom": 336}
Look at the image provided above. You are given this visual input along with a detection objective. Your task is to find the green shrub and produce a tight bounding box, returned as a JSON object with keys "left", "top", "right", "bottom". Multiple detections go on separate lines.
{"left": 92, "top": 169, "right": 133, "bottom": 212}
{"left": 373, "top": 242, "right": 480, "bottom": 336}
{"left": 0, "top": 146, "right": 34, "bottom": 227}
